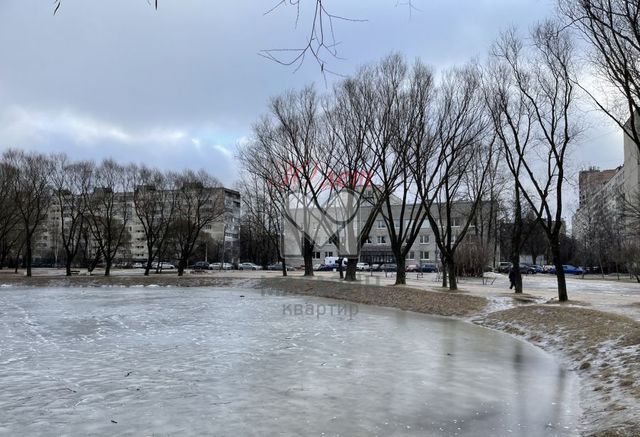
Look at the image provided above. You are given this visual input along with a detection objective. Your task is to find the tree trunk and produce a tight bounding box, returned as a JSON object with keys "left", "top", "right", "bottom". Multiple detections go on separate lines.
{"left": 177, "top": 259, "right": 186, "bottom": 276}
{"left": 448, "top": 261, "right": 458, "bottom": 291}
{"left": 441, "top": 261, "right": 448, "bottom": 288}
{"left": 303, "top": 238, "right": 314, "bottom": 277}
{"left": 144, "top": 259, "right": 152, "bottom": 276}
{"left": 25, "top": 241, "right": 32, "bottom": 277}
{"left": 551, "top": 240, "right": 568, "bottom": 302}
{"left": 338, "top": 258, "right": 344, "bottom": 279}
{"left": 65, "top": 257, "right": 73, "bottom": 276}
{"left": 395, "top": 255, "right": 406, "bottom": 285}
{"left": 104, "top": 259, "right": 111, "bottom": 276}
{"left": 344, "top": 258, "right": 358, "bottom": 281}
{"left": 280, "top": 257, "right": 287, "bottom": 277}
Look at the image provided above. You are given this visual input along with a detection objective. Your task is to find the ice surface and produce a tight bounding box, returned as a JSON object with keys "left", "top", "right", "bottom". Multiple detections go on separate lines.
{"left": 0, "top": 287, "right": 580, "bottom": 436}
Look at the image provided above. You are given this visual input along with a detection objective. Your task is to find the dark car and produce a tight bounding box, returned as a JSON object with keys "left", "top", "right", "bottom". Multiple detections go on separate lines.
{"left": 519, "top": 264, "right": 537, "bottom": 275}
{"left": 192, "top": 261, "right": 210, "bottom": 270}
{"left": 418, "top": 263, "right": 438, "bottom": 273}
{"left": 267, "top": 263, "right": 296, "bottom": 271}
{"left": 547, "top": 264, "right": 584, "bottom": 275}
{"left": 379, "top": 263, "right": 397, "bottom": 272}
{"left": 316, "top": 263, "right": 338, "bottom": 271}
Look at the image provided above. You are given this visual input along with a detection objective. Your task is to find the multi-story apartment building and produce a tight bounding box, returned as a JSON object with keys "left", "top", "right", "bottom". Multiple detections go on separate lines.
{"left": 33, "top": 186, "right": 240, "bottom": 266}
{"left": 572, "top": 114, "right": 640, "bottom": 241}
{"left": 287, "top": 197, "right": 497, "bottom": 269}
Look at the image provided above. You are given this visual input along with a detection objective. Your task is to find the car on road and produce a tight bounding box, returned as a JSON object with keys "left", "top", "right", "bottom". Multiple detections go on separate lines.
{"left": 238, "top": 262, "right": 261, "bottom": 270}
{"left": 378, "top": 263, "right": 397, "bottom": 272}
{"left": 132, "top": 262, "right": 144, "bottom": 269}
{"left": 497, "top": 262, "right": 512, "bottom": 273}
{"left": 547, "top": 264, "right": 584, "bottom": 275}
{"left": 418, "top": 263, "right": 438, "bottom": 273}
{"left": 267, "top": 263, "right": 296, "bottom": 271}
{"left": 316, "top": 263, "right": 338, "bottom": 271}
{"left": 356, "top": 262, "right": 370, "bottom": 271}
{"left": 192, "top": 261, "right": 210, "bottom": 270}
{"left": 519, "top": 264, "right": 537, "bottom": 275}
{"left": 406, "top": 264, "right": 420, "bottom": 272}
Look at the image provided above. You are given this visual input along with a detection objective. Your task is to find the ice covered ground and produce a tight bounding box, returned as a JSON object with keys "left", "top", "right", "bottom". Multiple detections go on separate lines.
{"left": 0, "top": 286, "right": 580, "bottom": 436}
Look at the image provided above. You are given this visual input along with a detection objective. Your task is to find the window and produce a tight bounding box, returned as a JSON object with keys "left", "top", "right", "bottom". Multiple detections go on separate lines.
{"left": 394, "top": 219, "right": 400, "bottom": 228}
{"left": 452, "top": 217, "right": 461, "bottom": 227}
{"left": 376, "top": 236, "right": 386, "bottom": 244}
{"left": 324, "top": 251, "right": 333, "bottom": 257}
{"left": 377, "top": 219, "right": 385, "bottom": 229}
{"left": 314, "top": 252, "right": 321, "bottom": 259}
{"left": 420, "top": 251, "right": 430, "bottom": 260}
{"left": 408, "top": 251, "right": 415, "bottom": 260}
{"left": 419, "top": 235, "right": 429, "bottom": 244}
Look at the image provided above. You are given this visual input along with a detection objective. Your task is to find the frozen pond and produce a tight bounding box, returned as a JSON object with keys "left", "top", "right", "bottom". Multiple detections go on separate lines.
{"left": 0, "top": 286, "right": 580, "bottom": 436}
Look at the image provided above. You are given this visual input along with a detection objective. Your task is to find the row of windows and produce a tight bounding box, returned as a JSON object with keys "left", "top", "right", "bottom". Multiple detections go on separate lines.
{"left": 376, "top": 218, "right": 463, "bottom": 229}
{"left": 372, "top": 235, "right": 432, "bottom": 244}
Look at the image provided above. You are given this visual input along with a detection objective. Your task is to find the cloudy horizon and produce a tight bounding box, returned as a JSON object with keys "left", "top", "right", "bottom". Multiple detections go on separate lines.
{"left": 0, "top": 0, "right": 625, "bottom": 215}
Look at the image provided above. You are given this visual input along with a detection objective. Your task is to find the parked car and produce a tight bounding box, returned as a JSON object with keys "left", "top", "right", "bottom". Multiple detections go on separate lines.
{"left": 153, "top": 262, "right": 174, "bottom": 270}
{"left": 418, "top": 263, "right": 438, "bottom": 273}
{"left": 267, "top": 263, "right": 296, "bottom": 271}
{"left": 132, "top": 262, "right": 144, "bottom": 269}
{"left": 379, "top": 263, "right": 397, "bottom": 272}
{"left": 238, "top": 262, "right": 261, "bottom": 270}
{"left": 356, "top": 262, "right": 370, "bottom": 271}
{"left": 192, "top": 261, "right": 210, "bottom": 270}
{"left": 370, "top": 263, "right": 381, "bottom": 272}
{"left": 542, "top": 265, "right": 555, "bottom": 273}
{"left": 530, "top": 265, "right": 544, "bottom": 273}
{"left": 519, "top": 264, "right": 537, "bottom": 275}
{"left": 316, "top": 263, "right": 338, "bottom": 271}
{"left": 497, "top": 262, "right": 512, "bottom": 273}
{"left": 547, "top": 264, "right": 584, "bottom": 275}
{"left": 405, "top": 264, "right": 420, "bottom": 272}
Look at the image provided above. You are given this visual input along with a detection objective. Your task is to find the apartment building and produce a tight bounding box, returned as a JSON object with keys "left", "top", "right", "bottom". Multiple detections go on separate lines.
{"left": 33, "top": 186, "right": 240, "bottom": 266}
{"left": 572, "top": 114, "right": 640, "bottom": 241}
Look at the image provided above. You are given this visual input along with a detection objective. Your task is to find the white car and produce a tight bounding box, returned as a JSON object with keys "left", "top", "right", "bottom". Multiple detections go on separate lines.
{"left": 356, "top": 262, "right": 370, "bottom": 271}
{"left": 239, "top": 262, "right": 261, "bottom": 270}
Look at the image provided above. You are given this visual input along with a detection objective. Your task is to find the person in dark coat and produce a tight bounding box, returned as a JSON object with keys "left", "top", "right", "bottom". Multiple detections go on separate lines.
{"left": 508, "top": 266, "right": 517, "bottom": 290}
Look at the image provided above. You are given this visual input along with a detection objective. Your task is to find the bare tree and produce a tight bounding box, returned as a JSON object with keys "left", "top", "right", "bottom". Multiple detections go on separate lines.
{"left": 237, "top": 171, "right": 285, "bottom": 271}
{"left": 50, "top": 155, "right": 92, "bottom": 276}
{"left": 363, "top": 54, "right": 437, "bottom": 286}
{"left": 0, "top": 159, "right": 20, "bottom": 270}
{"left": 83, "top": 159, "right": 132, "bottom": 276}
{"left": 559, "top": 0, "right": 640, "bottom": 153}
{"left": 491, "top": 21, "right": 581, "bottom": 302}
{"left": 131, "top": 166, "right": 178, "bottom": 276}
{"left": 2, "top": 150, "right": 53, "bottom": 277}
{"left": 172, "top": 170, "right": 224, "bottom": 276}
{"left": 418, "top": 65, "right": 494, "bottom": 291}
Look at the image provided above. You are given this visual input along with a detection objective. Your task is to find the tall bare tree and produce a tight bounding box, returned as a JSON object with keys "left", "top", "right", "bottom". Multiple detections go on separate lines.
{"left": 2, "top": 150, "right": 53, "bottom": 277}
{"left": 50, "top": 155, "right": 92, "bottom": 276}
{"left": 0, "top": 159, "right": 20, "bottom": 270}
{"left": 491, "top": 21, "right": 581, "bottom": 301}
{"left": 362, "top": 54, "right": 437, "bottom": 285}
{"left": 418, "top": 65, "right": 494, "bottom": 291}
{"left": 559, "top": 0, "right": 640, "bottom": 153}
{"left": 172, "top": 170, "right": 223, "bottom": 276}
{"left": 83, "top": 159, "right": 132, "bottom": 276}
{"left": 132, "top": 166, "right": 178, "bottom": 276}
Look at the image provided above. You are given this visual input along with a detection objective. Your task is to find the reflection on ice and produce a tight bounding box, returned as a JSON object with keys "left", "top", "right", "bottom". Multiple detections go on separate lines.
{"left": 0, "top": 287, "right": 580, "bottom": 436}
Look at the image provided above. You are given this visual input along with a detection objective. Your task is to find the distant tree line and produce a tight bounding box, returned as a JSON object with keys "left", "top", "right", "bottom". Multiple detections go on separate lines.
{"left": 0, "top": 150, "right": 224, "bottom": 277}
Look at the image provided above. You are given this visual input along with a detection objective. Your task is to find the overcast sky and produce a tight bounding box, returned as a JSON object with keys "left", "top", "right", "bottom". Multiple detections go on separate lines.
{"left": 0, "top": 0, "right": 624, "bottom": 214}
